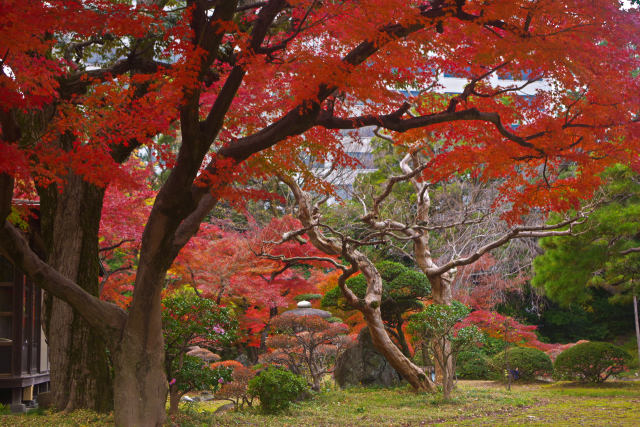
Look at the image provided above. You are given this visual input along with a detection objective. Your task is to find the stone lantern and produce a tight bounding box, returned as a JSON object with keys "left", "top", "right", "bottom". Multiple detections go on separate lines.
{"left": 281, "top": 300, "right": 332, "bottom": 319}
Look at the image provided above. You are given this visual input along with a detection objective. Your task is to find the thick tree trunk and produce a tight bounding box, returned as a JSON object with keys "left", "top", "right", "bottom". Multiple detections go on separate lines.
{"left": 362, "top": 308, "right": 435, "bottom": 392}
{"left": 430, "top": 275, "right": 452, "bottom": 306}
{"left": 112, "top": 321, "right": 167, "bottom": 426}
{"left": 112, "top": 337, "right": 167, "bottom": 426}
{"left": 112, "top": 235, "right": 169, "bottom": 427}
{"left": 39, "top": 177, "right": 113, "bottom": 412}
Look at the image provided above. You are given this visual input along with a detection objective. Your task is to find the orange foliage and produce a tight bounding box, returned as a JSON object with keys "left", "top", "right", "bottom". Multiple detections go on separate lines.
{"left": 210, "top": 360, "right": 245, "bottom": 371}
{"left": 214, "top": 362, "right": 256, "bottom": 408}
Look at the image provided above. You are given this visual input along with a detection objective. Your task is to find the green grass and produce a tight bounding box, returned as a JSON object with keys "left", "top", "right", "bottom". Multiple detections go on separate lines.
{"left": 1, "top": 380, "right": 639, "bottom": 426}
{"left": 0, "top": 409, "right": 113, "bottom": 426}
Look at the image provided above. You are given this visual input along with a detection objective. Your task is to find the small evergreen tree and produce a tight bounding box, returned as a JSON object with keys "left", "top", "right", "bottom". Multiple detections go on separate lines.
{"left": 408, "top": 301, "right": 483, "bottom": 399}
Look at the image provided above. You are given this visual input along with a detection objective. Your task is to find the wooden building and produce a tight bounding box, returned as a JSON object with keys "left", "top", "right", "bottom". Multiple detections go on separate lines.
{"left": 0, "top": 254, "right": 50, "bottom": 412}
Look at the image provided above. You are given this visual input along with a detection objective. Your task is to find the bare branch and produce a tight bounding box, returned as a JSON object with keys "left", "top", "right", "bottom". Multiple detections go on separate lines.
{"left": 257, "top": 252, "right": 349, "bottom": 271}
{"left": 430, "top": 215, "right": 589, "bottom": 276}
{"left": 1, "top": 220, "right": 126, "bottom": 343}
{"left": 620, "top": 247, "right": 640, "bottom": 255}
{"left": 99, "top": 239, "right": 134, "bottom": 253}
{"left": 471, "top": 77, "right": 542, "bottom": 98}
{"left": 99, "top": 264, "right": 133, "bottom": 292}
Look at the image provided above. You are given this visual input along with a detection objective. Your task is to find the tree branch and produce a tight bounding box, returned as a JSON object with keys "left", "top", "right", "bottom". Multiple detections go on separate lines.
{"left": 620, "top": 247, "right": 640, "bottom": 255}
{"left": 317, "top": 107, "right": 545, "bottom": 154}
{"left": 99, "top": 239, "right": 135, "bottom": 253}
{"left": 0, "top": 220, "right": 126, "bottom": 343}
{"left": 430, "top": 215, "right": 589, "bottom": 276}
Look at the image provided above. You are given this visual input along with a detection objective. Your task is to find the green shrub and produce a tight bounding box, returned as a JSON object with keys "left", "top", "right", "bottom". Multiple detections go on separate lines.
{"left": 482, "top": 335, "right": 509, "bottom": 357}
{"left": 321, "top": 261, "right": 430, "bottom": 318}
{"left": 554, "top": 341, "right": 631, "bottom": 382}
{"left": 294, "top": 293, "right": 323, "bottom": 302}
{"left": 490, "top": 347, "right": 553, "bottom": 381}
{"left": 456, "top": 350, "right": 490, "bottom": 380}
{"left": 620, "top": 336, "right": 639, "bottom": 372}
{"left": 248, "top": 367, "right": 309, "bottom": 413}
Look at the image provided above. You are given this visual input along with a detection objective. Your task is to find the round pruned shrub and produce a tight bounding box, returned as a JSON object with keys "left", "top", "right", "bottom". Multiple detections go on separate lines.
{"left": 294, "top": 293, "right": 323, "bottom": 302}
{"left": 490, "top": 347, "right": 553, "bottom": 381}
{"left": 456, "top": 350, "right": 491, "bottom": 380}
{"left": 248, "top": 366, "right": 308, "bottom": 413}
{"left": 553, "top": 341, "right": 630, "bottom": 382}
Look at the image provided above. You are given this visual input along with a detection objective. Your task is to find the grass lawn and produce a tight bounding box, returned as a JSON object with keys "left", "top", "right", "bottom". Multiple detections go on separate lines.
{"left": 1, "top": 380, "right": 639, "bottom": 426}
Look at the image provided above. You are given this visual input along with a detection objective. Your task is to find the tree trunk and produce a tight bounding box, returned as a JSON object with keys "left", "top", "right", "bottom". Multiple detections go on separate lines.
{"left": 168, "top": 385, "right": 181, "bottom": 416}
{"left": 395, "top": 322, "right": 412, "bottom": 357}
{"left": 633, "top": 293, "right": 640, "bottom": 371}
{"left": 281, "top": 174, "right": 436, "bottom": 392}
{"left": 362, "top": 308, "right": 436, "bottom": 392}
{"left": 112, "top": 323, "right": 167, "bottom": 426}
{"left": 112, "top": 242, "right": 169, "bottom": 427}
{"left": 429, "top": 274, "right": 454, "bottom": 392}
{"left": 442, "top": 358, "right": 453, "bottom": 399}
{"left": 39, "top": 177, "right": 113, "bottom": 412}
{"left": 311, "top": 373, "right": 322, "bottom": 391}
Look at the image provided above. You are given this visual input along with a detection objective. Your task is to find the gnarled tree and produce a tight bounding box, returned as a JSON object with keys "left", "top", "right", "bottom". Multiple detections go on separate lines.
{"left": 274, "top": 147, "right": 595, "bottom": 393}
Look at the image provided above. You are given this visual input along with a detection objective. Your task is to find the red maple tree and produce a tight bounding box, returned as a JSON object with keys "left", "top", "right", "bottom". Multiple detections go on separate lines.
{"left": 452, "top": 254, "right": 527, "bottom": 310}
{"left": 170, "top": 215, "right": 337, "bottom": 346}
{"left": 261, "top": 313, "right": 350, "bottom": 390}
{"left": 461, "top": 310, "right": 551, "bottom": 350}
{"left": 1, "top": 1, "right": 639, "bottom": 423}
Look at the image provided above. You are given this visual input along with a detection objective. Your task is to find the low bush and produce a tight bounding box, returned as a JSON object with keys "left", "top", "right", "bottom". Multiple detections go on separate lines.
{"left": 456, "top": 350, "right": 491, "bottom": 380}
{"left": 248, "top": 366, "right": 308, "bottom": 413}
{"left": 490, "top": 347, "right": 553, "bottom": 381}
{"left": 554, "top": 341, "right": 630, "bottom": 382}
{"left": 294, "top": 293, "right": 323, "bottom": 302}
{"left": 215, "top": 363, "right": 256, "bottom": 409}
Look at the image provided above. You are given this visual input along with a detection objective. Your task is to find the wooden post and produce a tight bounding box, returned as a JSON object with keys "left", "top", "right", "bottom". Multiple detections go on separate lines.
{"left": 11, "top": 269, "right": 24, "bottom": 376}
{"left": 633, "top": 293, "right": 640, "bottom": 373}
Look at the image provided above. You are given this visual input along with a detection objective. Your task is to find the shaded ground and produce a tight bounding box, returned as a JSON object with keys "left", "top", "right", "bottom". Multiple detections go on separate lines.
{"left": 1, "top": 380, "right": 639, "bottom": 426}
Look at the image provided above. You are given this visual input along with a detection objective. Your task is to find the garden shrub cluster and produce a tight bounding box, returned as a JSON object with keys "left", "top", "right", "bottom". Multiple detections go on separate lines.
{"left": 247, "top": 366, "right": 309, "bottom": 413}
{"left": 490, "top": 347, "right": 553, "bottom": 381}
{"left": 456, "top": 349, "right": 491, "bottom": 380}
{"left": 553, "top": 341, "right": 630, "bottom": 382}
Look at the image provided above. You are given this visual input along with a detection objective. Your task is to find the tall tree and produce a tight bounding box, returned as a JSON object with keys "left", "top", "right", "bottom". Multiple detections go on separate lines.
{"left": 532, "top": 166, "right": 640, "bottom": 366}
{"left": 1, "top": 1, "right": 640, "bottom": 424}
{"left": 1, "top": 0, "right": 170, "bottom": 411}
